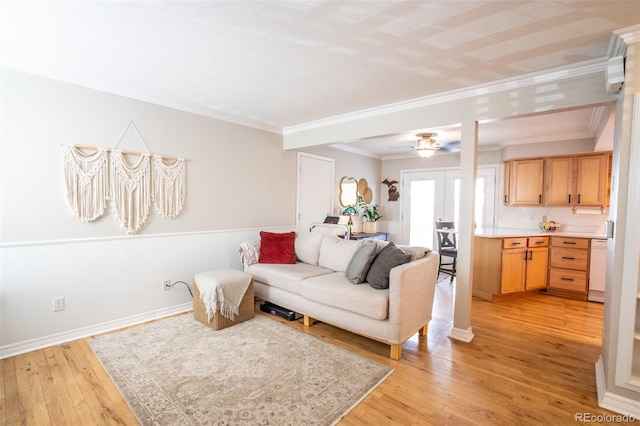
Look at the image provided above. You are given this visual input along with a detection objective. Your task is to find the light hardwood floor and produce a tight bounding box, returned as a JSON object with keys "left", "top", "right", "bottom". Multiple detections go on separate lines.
{"left": 1, "top": 281, "right": 633, "bottom": 425}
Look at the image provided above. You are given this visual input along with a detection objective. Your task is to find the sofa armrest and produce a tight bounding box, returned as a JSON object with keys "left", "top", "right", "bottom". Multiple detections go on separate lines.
{"left": 386, "top": 251, "right": 439, "bottom": 344}
{"left": 239, "top": 240, "right": 260, "bottom": 271}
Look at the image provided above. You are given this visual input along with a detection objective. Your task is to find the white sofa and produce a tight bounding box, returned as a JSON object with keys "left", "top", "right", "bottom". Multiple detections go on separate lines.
{"left": 240, "top": 232, "right": 439, "bottom": 360}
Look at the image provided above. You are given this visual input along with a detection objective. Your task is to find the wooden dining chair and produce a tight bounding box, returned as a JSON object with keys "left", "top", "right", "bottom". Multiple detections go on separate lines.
{"left": 435, "top": 221, "right": 457, "bottom": 283}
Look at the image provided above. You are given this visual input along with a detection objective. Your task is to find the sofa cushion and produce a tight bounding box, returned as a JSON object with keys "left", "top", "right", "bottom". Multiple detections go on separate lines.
{"left": 398, "top": 245, "right": 432, "bottom": 260}
{"left": 345, "top": 240, "right": 378, "bottom": 284}
{"left": 366, "top": 242, "right": 412, "bottom": 289}
{"left": 295, "top": 231, "right": 324, "bottom": 265}
{"left": 369, "top": 240, "right": 431, "bottom": 261}
{"left": 259, "top": 231, "right": 296, "bottom": 264}
{"left": 318, "top": 235, "right": 360, "bottom": 272}
{"left": 246, "top": 263, "right": 333, "bottom": 295}
{"left": 300, "top": 272, "right": 389, "bottom": 320}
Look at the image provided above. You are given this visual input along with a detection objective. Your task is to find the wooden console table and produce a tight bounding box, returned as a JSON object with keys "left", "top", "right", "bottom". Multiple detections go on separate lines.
{"left": 347, "top": 232, "right": 389, "bottom": 241}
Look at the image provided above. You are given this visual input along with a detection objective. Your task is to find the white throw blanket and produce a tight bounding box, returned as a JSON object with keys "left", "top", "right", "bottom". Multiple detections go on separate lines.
{"left": 196, "top": 270, "right": 252, "bottom": 321}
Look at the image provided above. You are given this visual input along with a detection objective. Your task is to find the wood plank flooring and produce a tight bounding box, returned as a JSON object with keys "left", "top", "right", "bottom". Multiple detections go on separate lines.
{"left": 1, "top": 282, "right": 632, "bottom": 425}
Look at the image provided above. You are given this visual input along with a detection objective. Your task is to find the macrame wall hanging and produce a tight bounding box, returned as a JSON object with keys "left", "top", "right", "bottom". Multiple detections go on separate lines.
{"left": 153, "top": 156, "right": 186, "bottom": 219}
{"left": 61, "top": 121, "right": 187, "bottom": 234}
{"left": 61, "top": 145, "right": 110, "bottom": 222}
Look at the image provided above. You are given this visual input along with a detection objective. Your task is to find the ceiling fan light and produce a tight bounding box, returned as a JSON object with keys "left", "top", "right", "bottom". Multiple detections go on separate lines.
{"left": 416, "top": 147, "right": 437, "bottom": 157}
{"left": 415, "top": 133, "right": 439, "bottom": 157}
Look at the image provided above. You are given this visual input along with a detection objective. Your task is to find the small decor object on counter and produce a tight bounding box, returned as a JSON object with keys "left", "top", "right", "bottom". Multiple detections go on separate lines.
{"left": 540, "top": 221, "right": 560, "bottom": 231}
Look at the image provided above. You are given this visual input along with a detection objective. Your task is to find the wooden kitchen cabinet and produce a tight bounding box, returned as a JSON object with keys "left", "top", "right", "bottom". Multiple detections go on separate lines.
{"left": 545, "top": 153, "right": 609, "bottom": 207}
{"left": 501, "top": 238, "right": 527, "bottom": 294}
{"left": 544, "top": 156, "right": 574, "bottom": 205}
{"left": 503, "top": 161, "right": 511, "bottom": 205}
{"left": 474, "top": 236, "right": 549, "bottom": 301}
{"left": 503, "top": 152, "right": 610, "bottom": 208}
{"left": 575, "top": 154, "right": 609, "bottom": 206}
{"left": 525, "top": 244, "right": 549, "bottom": 290}
{"left": 548, "top": 236, "right": 590, "bottom": 299}
{"left": 505, "top": 159, "right": 544, "bottom": 206}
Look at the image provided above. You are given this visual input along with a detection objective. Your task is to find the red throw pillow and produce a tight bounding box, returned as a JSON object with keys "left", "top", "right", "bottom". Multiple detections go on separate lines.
{"left": 259, "top": 231, "right": 296, "bottom": 264}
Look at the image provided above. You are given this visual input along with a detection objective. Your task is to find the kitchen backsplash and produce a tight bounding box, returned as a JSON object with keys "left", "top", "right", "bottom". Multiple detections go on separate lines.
{"left": 495, "top": 205, "right": 608, "bottom": 234}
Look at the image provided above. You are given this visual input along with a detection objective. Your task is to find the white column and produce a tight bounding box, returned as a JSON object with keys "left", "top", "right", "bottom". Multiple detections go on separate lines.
{"left": 448, "top": 119, "right": 477, "bottom": 342}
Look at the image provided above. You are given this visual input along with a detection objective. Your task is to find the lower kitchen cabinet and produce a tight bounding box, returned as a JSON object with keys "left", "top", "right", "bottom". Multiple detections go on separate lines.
{"left": 547, "top": 236, "right": 590, "bottom": 299}
{"left": 473, "top": 236, "right": 548, "bottom": 301}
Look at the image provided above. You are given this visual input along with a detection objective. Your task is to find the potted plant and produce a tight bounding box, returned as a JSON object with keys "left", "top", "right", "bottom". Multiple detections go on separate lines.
{"left": 358, "top": 196, "right": 381, "bottom": 233}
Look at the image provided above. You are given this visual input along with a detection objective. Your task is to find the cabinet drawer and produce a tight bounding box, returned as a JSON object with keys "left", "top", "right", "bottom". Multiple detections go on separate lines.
{"left": 528, "top": 236, "right": 549, "bottom": 247}
{"left": 551, "top": 237, "right": 589, "bottom": 249}
{"left": 503, "top": 238, "right": 528, "bottom": 249}
{"left": 549, "top": 268, "right": 587, "bottom": 292}
{"left": 550, "top": 247, "right": 589, "bottom": 270}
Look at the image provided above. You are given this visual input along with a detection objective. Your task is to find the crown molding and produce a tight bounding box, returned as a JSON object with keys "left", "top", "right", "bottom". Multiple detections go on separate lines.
{"left": 283, "top": 59, "right": 607, "bottom": 135}
{"left": 609, "top": 24, "right": 640, "bottom": 58}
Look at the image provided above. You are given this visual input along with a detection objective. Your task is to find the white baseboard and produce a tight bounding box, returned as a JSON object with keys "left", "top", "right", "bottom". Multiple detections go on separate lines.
{"left": 595, "top": 357, "right": 640, "bottom": 419}
{"left": 448, "top": 326, "right": 475, "bottom": 342}
{"left": 0, "top": 302, "right": 192, "bottom": 359}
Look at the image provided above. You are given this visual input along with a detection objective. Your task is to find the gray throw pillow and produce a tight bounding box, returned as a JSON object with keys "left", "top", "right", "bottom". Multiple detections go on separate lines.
{"left": 366, "top": 242, "right": 411, "bottom": 289}
{"left": 345, "top": 241, "right": 378, "bottom": 284}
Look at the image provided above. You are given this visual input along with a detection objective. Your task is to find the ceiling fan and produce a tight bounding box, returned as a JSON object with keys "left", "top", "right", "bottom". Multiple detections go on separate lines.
{"left": 414, "top": 133, "right": 461, "bottom": 157}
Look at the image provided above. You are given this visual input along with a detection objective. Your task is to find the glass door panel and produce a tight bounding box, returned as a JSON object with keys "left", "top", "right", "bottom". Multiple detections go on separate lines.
{"left": 401, "top": 171, "right": 444, "bottom": 248}
{"left": 401, "top": 166, "right": 496, "bottom": 248}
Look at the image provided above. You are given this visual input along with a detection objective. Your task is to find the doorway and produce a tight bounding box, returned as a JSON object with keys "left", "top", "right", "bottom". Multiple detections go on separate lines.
{"left": 400, "top": 166, "right": 497, "bottom": 248}
{"left": 296, "top": 153, "right": 335, "bottom": 234}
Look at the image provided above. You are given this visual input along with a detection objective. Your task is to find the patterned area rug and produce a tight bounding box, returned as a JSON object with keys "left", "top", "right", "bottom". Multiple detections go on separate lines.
{"left": 89, "top": 314, "right": 393, "bottom": 425}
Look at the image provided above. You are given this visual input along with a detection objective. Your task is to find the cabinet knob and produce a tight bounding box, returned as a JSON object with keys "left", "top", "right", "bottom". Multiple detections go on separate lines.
{"left": 561, "top": 256, "right": 576, "bottom": 260}
{"left": 561, "top": 277, "right": 575, "bottom": 281}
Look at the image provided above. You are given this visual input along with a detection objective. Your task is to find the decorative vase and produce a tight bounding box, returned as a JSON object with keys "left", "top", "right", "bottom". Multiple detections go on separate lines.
{"left": 364, "top": 221, "right": 377, "bottom": 234}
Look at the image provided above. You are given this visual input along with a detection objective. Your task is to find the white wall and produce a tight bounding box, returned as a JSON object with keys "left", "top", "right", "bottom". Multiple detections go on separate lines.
{"left": 1, "top": 69, "right": 296, "bottom": 243}
{"left": 0, "top": 69, "right": 298, "bottom": 357}
{"left": 1, "top": 229, "right": 273, "bottom": 357}
{"left": 303, "top": 145, "right": 381, "bottom": 215}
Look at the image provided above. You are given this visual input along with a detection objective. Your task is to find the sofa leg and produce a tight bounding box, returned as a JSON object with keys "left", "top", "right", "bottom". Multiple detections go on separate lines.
{"left": 420, "top": 323, "right": 428, "bottom": 336}
{"left": 303, "top": 315, "right": 315, "bottom": 327}
{"left": 389, "top": 344, "right": 402, "bottom": 360}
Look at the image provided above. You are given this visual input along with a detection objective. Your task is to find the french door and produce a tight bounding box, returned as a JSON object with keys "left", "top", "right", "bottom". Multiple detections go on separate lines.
{"left": 401, "top": 166, "right": 496, "bottom": 248}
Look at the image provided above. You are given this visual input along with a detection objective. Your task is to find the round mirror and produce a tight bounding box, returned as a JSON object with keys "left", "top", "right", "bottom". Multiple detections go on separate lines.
{"left": 339, "top": 176, "right": 358, "bottom": 207}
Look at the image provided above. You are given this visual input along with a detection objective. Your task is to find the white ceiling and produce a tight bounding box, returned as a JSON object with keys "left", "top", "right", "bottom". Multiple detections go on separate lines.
{"left": 1, "top": 1, "right": 637, "bottom": 155}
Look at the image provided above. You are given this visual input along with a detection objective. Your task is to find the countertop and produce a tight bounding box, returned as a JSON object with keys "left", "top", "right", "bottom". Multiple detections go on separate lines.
{"left": 474, "top": 227, "right": 607, "bottom": 239}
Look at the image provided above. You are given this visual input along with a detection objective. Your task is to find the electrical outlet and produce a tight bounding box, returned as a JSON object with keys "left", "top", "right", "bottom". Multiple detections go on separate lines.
{"left": 163, "top": 279, "right": 171, "bottom": 291}
{"left": 530, "top": 215, "right": 536, "bottom": 222}
{"left": 53, "top": 297, "right": 64, "bottom": 312}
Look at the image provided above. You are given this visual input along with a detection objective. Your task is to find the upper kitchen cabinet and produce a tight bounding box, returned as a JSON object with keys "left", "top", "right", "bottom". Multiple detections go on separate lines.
{"left": 504, "top": 159, "right": 544, "bottom": 206}
{"left": 575, "top": 154, "right": 610, "bottom": 206}
{"left": 545, "top": 153, "right": 611, "bottom": 207}
{"left": 505, "top": 152, "right": 612, "bottom": 207}
{"left": 545, "top": 156, "right": 574, "bottom": 205}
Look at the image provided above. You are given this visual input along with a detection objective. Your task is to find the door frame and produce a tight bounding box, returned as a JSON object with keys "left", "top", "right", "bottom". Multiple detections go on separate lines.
{"left": 399, "top": 164, "right": 498, "bottom": 247}
{"left": 296, "top": 152, "right": 335, "bottom": 234}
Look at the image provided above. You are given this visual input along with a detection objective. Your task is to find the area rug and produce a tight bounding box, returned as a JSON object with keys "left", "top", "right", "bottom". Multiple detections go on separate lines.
{"left": 88, "top": 314, "right": 393, "bottom": 425}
